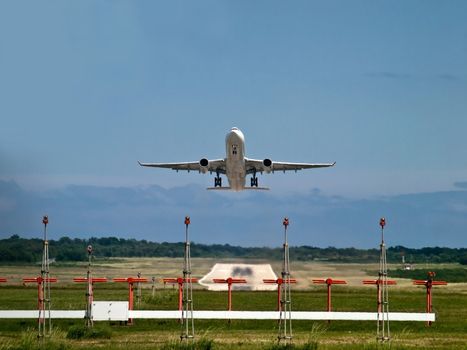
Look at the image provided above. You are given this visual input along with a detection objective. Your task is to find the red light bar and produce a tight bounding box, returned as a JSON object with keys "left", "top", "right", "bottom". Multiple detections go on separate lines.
{"left": 23, "top": 277, "right": 58, "bottom": 283}
{"left": 213, "top": 278, "right": 247, "bottom": 284}
{"left": 73, "top": 277, "right": 107, "bottom": 283}
{"left": 413, "top": 280, "right": 447, "bottom": 286}
{"left": 162, "top": 277, "right": 198, "bottom": 284}
{"left": 362, "top": 280, "right": 397, "bottom": 285}
{"left": 113, "top": 277, "right": 148, "bottom": 283}
{"left": 0, "top": 278, "right": 7, "bottom": 283}
{"left": 313, "top": 278, "right": 347, "bottom": 285}
{"left": 263, "top": 278, "right": 297, "bottom": 284}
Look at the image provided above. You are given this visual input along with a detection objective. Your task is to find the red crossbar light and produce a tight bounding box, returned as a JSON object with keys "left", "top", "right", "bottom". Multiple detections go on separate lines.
{"left": 313, "top": 278, "right": 347, "bottom": 285}
{"left": 263, "top": 278, "right": 297, "bottom": 311}
{"left": 162, "top": 277, "right": 198, "bottom": 310}
{"left": 23, "top": 277, "right": 58, "bottom": 283}
{"left": 213, "top": 277, "right": 247, "bottom": 311}
{"left": 73, "top": 277, "right": 107, "bottom": 283}
{"left": 163, "top": 277, "right": 198, "bottom": 284}
{"left": 413, "top": 280, "right": 448, "bottom": 286}
{"left": 213, "top": 278, "right": 247, "bottom": 284}
{"left": 0, "top": 278, "right": 7, "bottom": 283}
{"left": 413, "top": 274, "right": 448, "bottom": 326}
{"left": 113, "top": 277, "right": 148, "bottom": 324}
{"left": 313, "top": 278, "right": 347, "bottom": 313}
{"left": 263, "top": 278, "right": 297, "bottom": 284}
{"left": 113, "top": 277, "right": 148, "bottom": 283}
{"left": 362, "top": 279, "right": 397, "bottom": 285}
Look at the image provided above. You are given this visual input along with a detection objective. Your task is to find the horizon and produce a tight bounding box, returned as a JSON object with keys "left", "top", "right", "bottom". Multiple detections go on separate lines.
{"left": 4, "top": 231, "right": 464, "bottom": 251}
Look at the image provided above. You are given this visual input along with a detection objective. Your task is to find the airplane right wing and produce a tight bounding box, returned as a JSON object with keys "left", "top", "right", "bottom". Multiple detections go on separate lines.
{"left": 245, "top": 158, "right": 335, "bottom": 174}
{"left": 138, "top": 159, "right": 226, "bottom": 173}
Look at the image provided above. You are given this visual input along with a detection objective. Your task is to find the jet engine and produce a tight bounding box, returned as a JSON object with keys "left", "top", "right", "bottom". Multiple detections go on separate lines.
{"left": 199, "top": 158, "right": 209, "bottom": 173}
{"left": 263, "top": 158, "right": 273, "bottom": 173}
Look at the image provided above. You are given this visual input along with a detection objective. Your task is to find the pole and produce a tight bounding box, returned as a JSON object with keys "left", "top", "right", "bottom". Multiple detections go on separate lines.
{"left": 86, "top": 245, "right": 93, "bottom": 328}
{"left": 178, "top": 278, "right": 183, "bottom": 311}
{"left": 278, "top": 217, "right": 292, "bottom": 344}
{"left": 180, "top": 216, "right": 194, "bottom": 341}
{"left": 128, "top": 281, "right": 134, "bottom": 325}
{"left": 413, "top": 271, "right": 447, "bottom": 326}
{"left": 39, "top": 215, "right": 52, "bottom": 338}
{"left": 377, "top": 217, "right": 390, "bottom": 342}
{"left": 136, "top": 272, "right": 142, "bottom": 308}
{"left": 277, "top": 279, "right": 282, "bottom": 312}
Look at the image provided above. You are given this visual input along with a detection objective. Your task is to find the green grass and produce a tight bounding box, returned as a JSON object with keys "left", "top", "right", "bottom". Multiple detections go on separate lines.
{"left": 0, "top": 273, "right": 466, "bottom": 349}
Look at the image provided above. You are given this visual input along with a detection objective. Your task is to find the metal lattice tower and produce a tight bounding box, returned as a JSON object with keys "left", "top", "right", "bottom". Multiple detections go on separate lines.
{"left": 85, "top": 245, "right": 94, "bottom": 328}
{"left": 278, "top": 217, "right": 293, "bottom": 343}
{"left": 377, "top": 217, "right": 390, "bottom": 342}
{"left": 180, "top": 216, "right": 195, "bottom": 341}
{"left": 39, "top": 215, "right": 52, "bottom": 338}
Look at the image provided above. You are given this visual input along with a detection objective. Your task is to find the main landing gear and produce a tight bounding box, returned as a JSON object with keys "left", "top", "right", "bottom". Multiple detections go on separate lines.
{"left": 250, "top": 172, "right": 258, "bottom": 187}
{"left": 214, "top": 174, "right": 222, "bottom": 187}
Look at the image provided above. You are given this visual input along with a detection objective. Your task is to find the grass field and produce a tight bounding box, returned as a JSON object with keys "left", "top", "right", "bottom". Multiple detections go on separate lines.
{"left": 0, "top": 258, "right": 466, "bottom": 349}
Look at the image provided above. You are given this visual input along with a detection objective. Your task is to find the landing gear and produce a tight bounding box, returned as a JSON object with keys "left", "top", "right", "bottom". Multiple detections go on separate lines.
{"left": 214, "top": 175, "right": 222, "bottom": 187}
{"left": 250, "top": 171, "right": 258, "bottom": 187}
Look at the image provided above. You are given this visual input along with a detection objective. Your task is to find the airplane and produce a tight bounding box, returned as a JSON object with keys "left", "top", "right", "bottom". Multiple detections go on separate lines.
{"left": 138, "top": 127, "right": 335, "bottom": 191}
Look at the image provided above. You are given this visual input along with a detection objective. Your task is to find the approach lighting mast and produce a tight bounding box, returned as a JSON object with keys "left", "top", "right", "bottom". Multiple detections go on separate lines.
{"left": 312, "top": 278, "right": 347, "bottom": 313}
{"left": 213, "top": 278, "right": 247, "bottom": 311}
{"left": 113, "top": 276, "right": 148, "bottom": 325}
{"left": 278, "top": 217, "right": 293, "bottom": 344}
{"left": 180, "top": 216, "right": 195, "bottom": 341}
{"left": 377, "top": 217, "right": 390, "bottom": 342}
{"left": 413, "top": 271, "right": 447, "bottom": 326}
{"left": 39, "top": 215, "right": 52, "bottom": 338}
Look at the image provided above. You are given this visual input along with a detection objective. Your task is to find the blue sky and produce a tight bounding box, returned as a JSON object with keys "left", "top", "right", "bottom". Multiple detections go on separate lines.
{"left": 1, "top": 2, "right": 466, "bottom": 247}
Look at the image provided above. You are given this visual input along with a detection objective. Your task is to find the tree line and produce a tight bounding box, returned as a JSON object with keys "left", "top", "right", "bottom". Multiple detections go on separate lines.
{"left": 1, "top": 235, "right": 466, "bottom": 264}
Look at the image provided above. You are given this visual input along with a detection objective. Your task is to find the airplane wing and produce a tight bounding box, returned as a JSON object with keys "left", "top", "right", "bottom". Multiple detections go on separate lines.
{"left": 245, "top": 158, "right": 335, "bottom": 174}
{"left": 138, "top": 159, "right": 226, "bottom": 174}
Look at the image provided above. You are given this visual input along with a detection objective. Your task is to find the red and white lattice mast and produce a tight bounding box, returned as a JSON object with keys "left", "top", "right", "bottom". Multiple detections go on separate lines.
{"left": 39, "top": 215, "right": 52, "bottom": 337}
{"left": 377, "top": 217, "right": 390, "bottom": 342}
{"left": 73, "top": 245, "right": 107, "bottom": 328}
{"left": 278, "top": 217, "right": 293, "bottom": 344}
{"left": 180, "top": 216, "right": 195, "bottom": 341}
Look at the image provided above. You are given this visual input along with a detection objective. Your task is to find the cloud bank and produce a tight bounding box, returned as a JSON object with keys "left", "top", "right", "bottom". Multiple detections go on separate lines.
{"left": 0, "top": 180, "right": 466, "bottom": 248}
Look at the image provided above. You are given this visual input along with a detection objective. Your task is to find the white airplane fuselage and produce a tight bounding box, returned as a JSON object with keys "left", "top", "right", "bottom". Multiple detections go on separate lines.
{"left": 225, "top": 128, "right": 247, "bottom": 191}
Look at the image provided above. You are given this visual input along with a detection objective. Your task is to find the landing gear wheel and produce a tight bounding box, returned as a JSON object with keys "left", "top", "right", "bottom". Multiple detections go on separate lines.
{"left": 214, "top": 177, "right": 222, "bottom": 187}
{"left": 250, "top": 177, "right": 258, "bottom": 187}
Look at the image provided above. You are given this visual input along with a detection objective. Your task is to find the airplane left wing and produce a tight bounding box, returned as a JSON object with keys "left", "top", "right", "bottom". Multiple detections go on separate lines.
{"left": 138, "top": 159, "right": 226, "bottom": 173}
{"left": 245, "top": 158, "right": 335, "bottom": 174}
